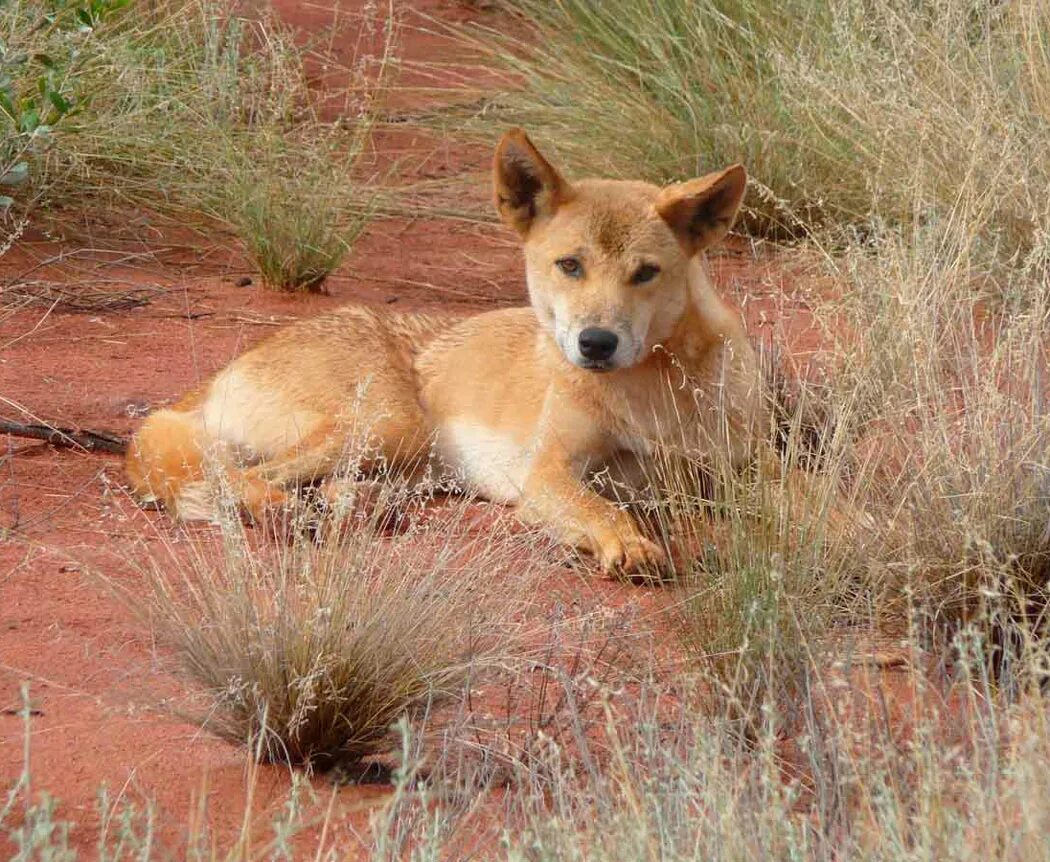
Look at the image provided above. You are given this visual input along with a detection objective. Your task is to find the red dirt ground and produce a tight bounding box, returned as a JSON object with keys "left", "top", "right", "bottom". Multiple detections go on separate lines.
{"left": 0, "top": 1, "right": 909, "bottom": 857}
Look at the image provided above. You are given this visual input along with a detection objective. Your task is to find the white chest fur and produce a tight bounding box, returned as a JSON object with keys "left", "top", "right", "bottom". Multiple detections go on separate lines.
{"left": 434, "top": 419, "right": 532, "bottom": 503}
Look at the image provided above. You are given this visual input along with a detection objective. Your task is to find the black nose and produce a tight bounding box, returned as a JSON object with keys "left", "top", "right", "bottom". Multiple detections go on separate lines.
{"left": 578, "top": 328, "right": 619, "bottom": 362}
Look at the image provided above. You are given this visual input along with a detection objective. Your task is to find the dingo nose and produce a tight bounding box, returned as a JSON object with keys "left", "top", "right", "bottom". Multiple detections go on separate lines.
{"left": 578, "top": 328, "right": 619, "bottom": 362}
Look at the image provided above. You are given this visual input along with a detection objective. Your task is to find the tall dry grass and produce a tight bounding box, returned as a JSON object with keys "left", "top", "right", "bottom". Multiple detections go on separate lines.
{"left": 607, "top": 219, "right": 1049, "bottom": 711}
{"left": 465, "top": 0, "right": 1050, "bottom": 270}
{"left": 369, "top": 660, "right": 1050, "bottom": 861}
{"left": 9, "top": 637, "right": 1050, "bottom": 860}
{"left": 825, "top": 222, "right": 1050, "bottom": 676}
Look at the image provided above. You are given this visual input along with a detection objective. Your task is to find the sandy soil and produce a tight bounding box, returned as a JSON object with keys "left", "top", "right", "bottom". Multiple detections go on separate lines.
{"left": 0, "top": 1, "right": 908, "bottom": 857}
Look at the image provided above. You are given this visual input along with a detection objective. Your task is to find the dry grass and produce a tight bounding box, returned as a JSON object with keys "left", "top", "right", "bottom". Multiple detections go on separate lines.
{"left": 137, "top": 484, "right": 542, "bottom": 770}
{"left": 1, "top": 279, "right": 166, "bottom": 312}
{"left": 4, "top": 686, "right": 336, "bottom": 860}
{"left": 10, "top": 641, "right": 1050, "bottom": 860}
{"left": 462, "top": 0, "right": 1050, "bottom": 272}
{"left": 375, "top": 662, "right": 1050, "bottom": 861}
{"left": 2, "top": 0, "right": 390, "bottom": 291}
{"left": 824, "top": 224, "right": 1050, "bottom": 671}
{"left": 619, "top": 218, "right": 1050, "bottom": 710}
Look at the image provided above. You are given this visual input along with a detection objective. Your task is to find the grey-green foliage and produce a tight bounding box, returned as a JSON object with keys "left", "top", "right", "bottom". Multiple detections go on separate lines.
{"left": 0, "top": 0, "right": 130, "bottom": 212}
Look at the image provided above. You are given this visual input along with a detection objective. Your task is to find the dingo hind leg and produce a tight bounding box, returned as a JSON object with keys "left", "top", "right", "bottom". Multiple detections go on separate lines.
{"left": 127, "top": 307, "right": 444, "bottom": 523}
{"left": 239, "top": 412, "right": 433, "bottom": 517}
{"left": 234, "top": 370, "right": 435, "bottom": 522}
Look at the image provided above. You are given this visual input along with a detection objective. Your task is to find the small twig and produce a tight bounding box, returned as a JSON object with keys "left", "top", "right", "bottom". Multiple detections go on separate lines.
{"left": 10, "top": 248, "right": 162, "bottom": 283}
{"left": 0, "top": 420, "right": 127, "bottom": 455}
{"left": 227, "top": 313, "right": 294, "bottom": 326}
{"left": 2, "top": 279, "right": 167, "bottom": 313}
{"left": 157, "top": 310, "right": 214, "bottom": 320}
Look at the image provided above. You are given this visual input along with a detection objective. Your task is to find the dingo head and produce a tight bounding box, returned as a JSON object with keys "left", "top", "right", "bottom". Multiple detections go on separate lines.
{"left": 494, "top": 128, "right": 746, "bottom": 372}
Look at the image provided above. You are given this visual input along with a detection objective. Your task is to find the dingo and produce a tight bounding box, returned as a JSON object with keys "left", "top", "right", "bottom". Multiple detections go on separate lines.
{"left": 126, "top": 129, "right": 765, "bottom": 573}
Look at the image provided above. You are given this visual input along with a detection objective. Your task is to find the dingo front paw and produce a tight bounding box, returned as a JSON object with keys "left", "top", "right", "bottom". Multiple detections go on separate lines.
{"left": 596, "top": 533, "right": 667, "bottom": 578}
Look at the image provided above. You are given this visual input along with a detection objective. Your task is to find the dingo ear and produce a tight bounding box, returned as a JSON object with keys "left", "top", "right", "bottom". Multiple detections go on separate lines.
{"left": 494, "top": 128, "right": 568, "bottom": 236}
{"left": 655, "top": 165, "right": 747, "bottom": 256}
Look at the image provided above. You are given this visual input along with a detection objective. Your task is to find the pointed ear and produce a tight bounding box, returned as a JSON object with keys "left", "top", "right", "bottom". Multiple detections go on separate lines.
{"left": 655, "top": 165, "right": 747, "bottom": 255}
{"left": 493, "top": 128, "right": 569, "bottom": 236}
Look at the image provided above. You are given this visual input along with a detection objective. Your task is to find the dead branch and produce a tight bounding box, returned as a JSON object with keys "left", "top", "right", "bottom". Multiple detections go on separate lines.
{"left": 0, "top": 421, "right": 127, "bottom": 455}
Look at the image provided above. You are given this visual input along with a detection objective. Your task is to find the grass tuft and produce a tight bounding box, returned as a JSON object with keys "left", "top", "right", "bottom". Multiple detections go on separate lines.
{"left": 226, "top": 132, "right": 373, "bottom": 292}
{"left": 139, "top": 487, "right": 533, "bottom": 770}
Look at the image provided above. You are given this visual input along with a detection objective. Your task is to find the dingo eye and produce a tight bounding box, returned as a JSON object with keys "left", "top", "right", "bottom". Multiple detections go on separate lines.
{"left": 555, "top": 257, "right": 583, "bottom": 278}
{"left": 631, "top": 263, "right": 660, "bottom": 285}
